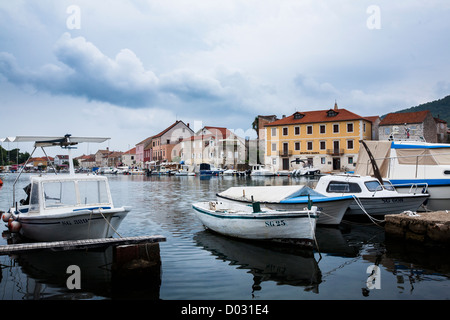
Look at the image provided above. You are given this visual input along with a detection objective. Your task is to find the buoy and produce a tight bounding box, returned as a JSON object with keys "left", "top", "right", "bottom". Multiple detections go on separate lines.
{"left": 2, "top": 211, "right": 11, "bottom": 223}
{"left": 0, "top": 177, "right": 3, "bottom": 186}
{"left": 9, "top": 220, "right": 21, "bottom": 233}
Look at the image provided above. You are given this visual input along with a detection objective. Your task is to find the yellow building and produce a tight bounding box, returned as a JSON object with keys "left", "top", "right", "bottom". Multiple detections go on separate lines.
{"left": 265, "top": 104, "right": 374, "bottom": 172}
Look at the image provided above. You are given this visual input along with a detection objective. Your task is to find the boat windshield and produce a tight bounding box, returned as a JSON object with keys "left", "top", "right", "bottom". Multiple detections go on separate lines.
{"left": 42, "top": 179, "right": 110, "bottom": 208}
{"left": 43, "top": 181, "right": 78, "bottom": 208}
{"left": 78, "top": 180, "right": 109, "bottom": 205}
{"left": 364, "top": 180, "right": 395, "bottom": 192}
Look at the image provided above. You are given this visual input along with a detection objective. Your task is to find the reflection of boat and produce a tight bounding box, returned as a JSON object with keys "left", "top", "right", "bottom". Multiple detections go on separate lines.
{"left": 12, "top": 246, "right": 161, "bottom": 299}
{"left": 1, "top": 135, "right": 131, "bottom": 241}
{"left": 315, "top": 174, "right": 429, "bottom": 217}
{"left": 217, "top": 185, "right": 353, "bottom": 225}
{"left": 192, "top": 201, "right": 319, "bottom": 246}
{"left": 355, "top": 140, "right": 450, "bottom": 210}
{"left": 194, "top": 230, "right": 321, "bottom": 292}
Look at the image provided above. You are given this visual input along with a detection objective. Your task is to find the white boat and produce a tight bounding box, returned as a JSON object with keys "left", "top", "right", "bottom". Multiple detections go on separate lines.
{"left": 174, "top": 164, "right": 195, "bottom": 176}
{"left": 355, "top": 139, "right": 450, "bottom": 211}
{"left": 223, "top": 169, "right": 238, "bottom": 175}
{"left": 1, "top": 135, "right": 131, "bottom": 242}
{"left": 314, "top": 174, "right": 429, "bottom": 217}
{"left": 97, "top": 167, "right": 118, "bottom": 174}
{"left": 216, "top": 185, "right": 353, "bottom": 225}
{"left": 192, "top": 201, "right": 319, "bottom": 246}
{"left": 250, "top": 164, "right": 275, "bottom": 176}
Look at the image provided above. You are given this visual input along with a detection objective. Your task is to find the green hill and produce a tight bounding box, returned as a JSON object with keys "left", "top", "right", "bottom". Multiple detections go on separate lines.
{"left": 394, "top": 95, "right": 450, "bottom": 124}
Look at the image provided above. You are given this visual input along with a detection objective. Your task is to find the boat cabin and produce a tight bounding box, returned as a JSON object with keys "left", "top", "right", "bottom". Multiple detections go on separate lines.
{"left": 17, "top": 174, "right": 113, "bottom": 215}
{"left": 315, "top": 174, "right": 396, "bottom": 195}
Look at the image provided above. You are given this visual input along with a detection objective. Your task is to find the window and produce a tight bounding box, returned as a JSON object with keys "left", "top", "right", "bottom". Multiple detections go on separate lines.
{"left": 347, "top": 123, "right": 353, "bottom": 133}
{"left": 294, "top": 126, "right": 300, "bottom": 135}
{"left": 295, "top": 142, "right": 300, "bottom": 151}
{"left": 348, "top": 157, "right": 353, "bottom": 164}
{"left": 333, "top": 124, "right": 339, "bottom": 133}
{"left": 307, "top": 141, "right": 313, "bottom": 150}
{"left": 271, "top": 143, "right": 277, "bottom": 152}
{"left": 29, "top": 183, "right": 40, "bottom": 212}
{"left": 320, "top": 141, "right": 326, "bottom": 150}
{"left": 282, "top": 127, "right": 288, "bottom": 136}
{"left": 294, "top": 112, "right": 304, "bottom": 119}
{"left": 326, "top": 181, "right": 362, "bottom": 193}
{"left": 43, "top": 181, "right": 78, "bottom": 208}
{"left": 363, "top": 123, "right": 366, "bottom": 132}
{"left": 271, "top": 128, "right": 277, "bottom": 136}
{"left": 327, "top": 110, "right": 339, "bottom": 117}
{"left": 347, "top": 139, "right": 354, "bottom": 149}
{"left": 78, "top": 180, "right": 109, "bottom": 205}
{"left": 321, "top": 157, "right": 326, "bottom": 164}
{"left": 320, "top": 124, "right": 326, "bottom": 134}
{"left": 307, "top": 125, "right": 313, "bottom": 134}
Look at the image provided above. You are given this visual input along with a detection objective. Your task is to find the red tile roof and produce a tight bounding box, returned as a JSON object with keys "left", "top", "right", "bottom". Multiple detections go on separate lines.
{"left": 379, "top": 110, "right": 431, "bottom": 125}
{"left": 265, "top": 108, "right": 369, "bottom": 126}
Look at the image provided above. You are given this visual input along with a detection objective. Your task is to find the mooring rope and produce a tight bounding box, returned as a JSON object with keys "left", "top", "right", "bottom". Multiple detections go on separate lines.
{"left": 351, "top": 195, "right": 385, "bottom": 227}
{"left": 98, "top": 208, "right": 123, "bottom": 238}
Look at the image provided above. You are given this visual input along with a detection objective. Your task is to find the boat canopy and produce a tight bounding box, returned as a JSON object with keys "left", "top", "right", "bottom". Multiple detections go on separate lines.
{"left": 355, "top": 140, "right": 450, "bottom": 177}
{"left": 217, "top": 185, "right": 323, "bottom": 203}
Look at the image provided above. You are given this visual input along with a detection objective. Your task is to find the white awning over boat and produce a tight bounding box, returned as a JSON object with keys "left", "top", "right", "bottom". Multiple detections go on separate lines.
{"left": 217, "top": 185, "right": 322, "bottom": 202}
{"left": 2, "top": 135, "right": 110, "bottom": 147}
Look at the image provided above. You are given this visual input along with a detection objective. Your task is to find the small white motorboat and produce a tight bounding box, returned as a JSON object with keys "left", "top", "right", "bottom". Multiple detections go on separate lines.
{"left": 314, "top": 174, "right": 429, "bottom": 217}
{"left": 192, "top": 201, "right": 319, "bottom": 246}
{"left": 1, "top": 135, "right": 131, "bottom": 242}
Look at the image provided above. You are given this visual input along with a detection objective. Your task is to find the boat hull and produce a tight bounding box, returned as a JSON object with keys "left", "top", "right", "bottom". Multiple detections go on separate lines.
{"left": 347, "top": 194, "right": 429, "bottom": 216}
{"left": 16, "top": 207, "right": 131, "bottom": 242}
{"left": 217, "top": 195, "right": 352, "bottom": 225}
{"left": 391, "top": 180, "right": 450, "bottom": 211}
{"left": 192, "top": 202, "right": 318, "bottom": 244}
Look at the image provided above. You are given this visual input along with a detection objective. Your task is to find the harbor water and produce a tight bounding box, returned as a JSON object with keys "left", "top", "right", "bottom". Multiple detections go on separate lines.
{"left": 0, "top": 173, "right": 449, "bottom": 300}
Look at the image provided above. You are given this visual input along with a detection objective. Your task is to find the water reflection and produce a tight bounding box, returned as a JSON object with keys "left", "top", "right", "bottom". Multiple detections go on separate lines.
{"left": 194, "top": 230, "right": 321, "bottom": 295}
{"left": 0, "top": 246, "right": 161, "bottom": 300}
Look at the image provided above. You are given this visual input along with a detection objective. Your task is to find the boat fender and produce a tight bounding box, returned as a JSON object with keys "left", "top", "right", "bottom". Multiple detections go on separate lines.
{"left": 9, "top": 219, "right": 21, "bottom": 233}
{"left": 2, "top": 211, "right": 11, "bottom": 223}
{"left": 209, "top": 201, "right": 217, "bottom": 210}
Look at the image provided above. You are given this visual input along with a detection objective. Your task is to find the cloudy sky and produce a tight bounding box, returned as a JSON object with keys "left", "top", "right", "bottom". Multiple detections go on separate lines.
{"left": 1, "top": 0, "right": 449, "bottom": 155}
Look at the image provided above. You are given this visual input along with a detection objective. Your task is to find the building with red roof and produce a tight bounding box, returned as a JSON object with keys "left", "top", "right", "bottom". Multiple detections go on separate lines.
{"left": 264, "top": 103, "right": 374, "bottom": 172}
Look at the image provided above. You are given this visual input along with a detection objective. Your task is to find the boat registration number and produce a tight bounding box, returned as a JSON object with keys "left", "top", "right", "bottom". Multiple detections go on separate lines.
{"left": 61, "top": 218, "right": 89, "bottom": 226}
{"left": 382, "top": 198, "right": 403, "bottom": 203}
{"left": 265, "top": 220, "right": 286, "bottom": 227}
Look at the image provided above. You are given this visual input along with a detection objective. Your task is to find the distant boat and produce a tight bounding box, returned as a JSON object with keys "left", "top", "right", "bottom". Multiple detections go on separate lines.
{"left": 250, "top": 164, "right": 275, "bottom": 176}
{"left": 1, "top": 135, "right": 131, "bottom": 242}
{"left": 199, "top": 163, "right": 224, "bottom": 175}
{"left": 216, "top": 185, "right": 353, "bottom": 225}
{"left": 192, "top": 201, "right": 319, "bottom": 247}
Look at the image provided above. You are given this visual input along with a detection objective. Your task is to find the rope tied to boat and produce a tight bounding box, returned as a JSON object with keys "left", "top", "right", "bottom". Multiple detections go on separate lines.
{"left": 98, "top": 207, "right": 123, "bottom": 238}
{"left": 351, "top": 195, "right": 385, "bottom": 227}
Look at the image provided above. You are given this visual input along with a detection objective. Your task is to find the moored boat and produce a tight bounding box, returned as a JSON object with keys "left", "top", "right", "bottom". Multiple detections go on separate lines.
{"left": 314, "top": 174, "right": 429, "bottom": 217}
{"left": 0, "top": 135, "right": 131, "bottom": 242}
{"left": 192, "top": 201, "right": 319, "bottom": 246}
{"left": 355, "top": 139, "right": 450, "bottom": 211}
{"left": 216, "top": 185, "right": 353, "bottom": 225}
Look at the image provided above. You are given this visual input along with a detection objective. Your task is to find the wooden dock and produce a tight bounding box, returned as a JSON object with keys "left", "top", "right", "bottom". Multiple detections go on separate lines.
{"left": 385, "top": 211, "right": 450, "bottom": 244}
{"left": 0, "top": 235, "right": 166, "bottom": 255}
